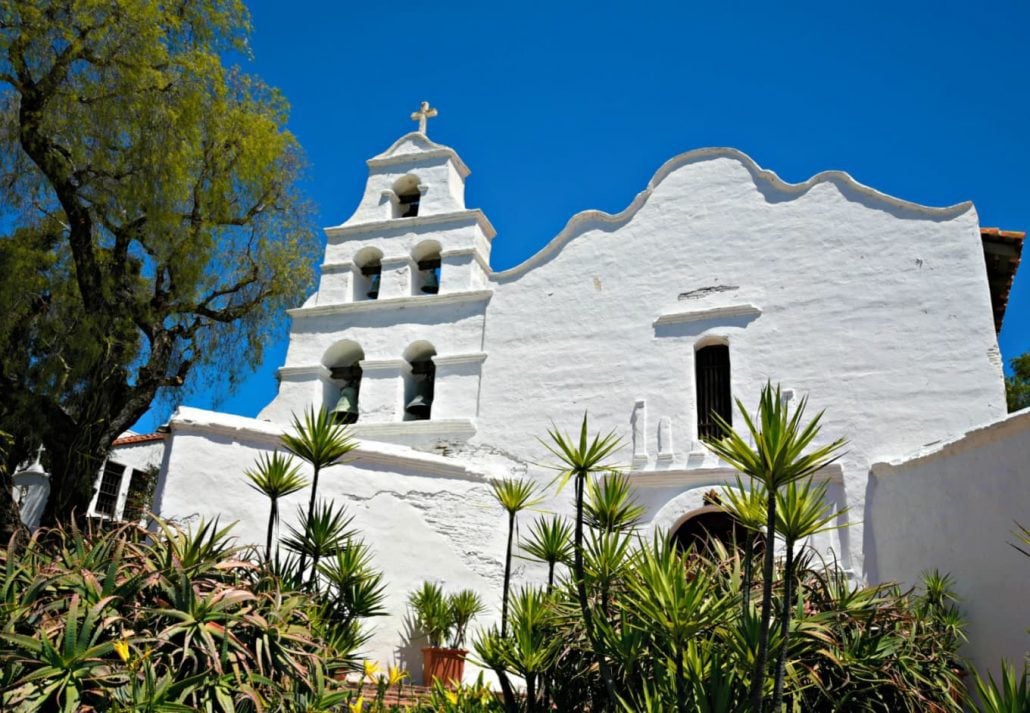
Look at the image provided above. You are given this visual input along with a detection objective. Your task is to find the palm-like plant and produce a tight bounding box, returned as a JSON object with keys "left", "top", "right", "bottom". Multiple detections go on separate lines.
{"left": 584, "top": 471, "right": 645, "bottom": 534}
{"left": 281, "top": 500, "right": 356, "bottom": 587}
{"left": 502, "top": 587, "right": 561, "bottom": 713}
{"left": 281, "top": 407, "right": 358, "bottom": 574}
{"left": 449, "top": 589, "right": 486, "bottom": 649}
{"left": 521, "top": 515, "right": 573, "bottom": 592}
{"left": 245, "top": 451, "right": 308, "bottom": 561}
{"left": 704, "top": 383, "right": 845, "bottom": 711}
{"left": 541, "top": 414, "right": 622, "bottom": 704}
{"left": 770, "top": 477, "right": 843, "bottom": 709}
{"left": 490, "top": 477, "right": 542, "bottom": 637}
{"left": 720, "top": 475, "right": 767, "bottom": 615}
{"left": 972, "top": 662, "right": 1029, "bottom": 713}
{"left": 408, "top": 581, "right": 452, "bottom": 648}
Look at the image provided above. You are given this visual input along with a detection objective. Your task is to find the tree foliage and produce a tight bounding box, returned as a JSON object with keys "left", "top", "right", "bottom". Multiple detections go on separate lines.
{"left": 0, "top": 0, "right": 318, "bottom": 529}
{"left": 1005, "top": 352, "right": 1030, "bottom": 413}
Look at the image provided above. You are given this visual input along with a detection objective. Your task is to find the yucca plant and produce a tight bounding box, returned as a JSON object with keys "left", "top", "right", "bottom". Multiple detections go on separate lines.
{"left": 245, "top": 450, "right": 308, "bottom": 561}
{"left": 281, "top": 500, "right": 356, "bottom": 587}
{"left": 281, "top": 406, "right": 358, "bottom": 574}
{"left": 972, "top": 662, "right": 1029, "bottom": 713}
{"left": 449, "top": 589, "right": 486, "bottom": 649}
{"left": 720, "top": 475, "right": 767, "bottom": 615}
{"left": 502, "top": 586, "right": 561, "bottom": 713}
{"left": 521, "top": 515, "right": 573, "bottom": 592}
{"left": 541, "top": 414, "right": 622, "bottom": 704}
{"left": 769, "top": 477, "right": 843, "bottom": 709}
{"left": 490, "top": 477, "right": 542, "bottom": 637}
{"left": 408, "top": 581, "right": 452, "bottom": 648}
{"left": 704, "top": 383, "right": 845, "bottom": 711}
{"left": 584, "top": 471, "right": 646, "bottom": 534}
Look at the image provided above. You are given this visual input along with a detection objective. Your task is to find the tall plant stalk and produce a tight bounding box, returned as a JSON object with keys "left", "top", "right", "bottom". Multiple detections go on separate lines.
{"left": 543, "top": 415, "right": 622, "bottom": 707}
{"left": 281, "top": 407, "right": 357, "bottom": 578}
{"left": 705, "top": 384, "right": 845, "bottom": 712}
{"left": 243, "top": 451, "right": 307, "bottom": 561}
{"left": 490, "top": 478, "right": 540, "bottom": 637}
{"left": 770, "top": 478, "right": 843, "bottom": 710}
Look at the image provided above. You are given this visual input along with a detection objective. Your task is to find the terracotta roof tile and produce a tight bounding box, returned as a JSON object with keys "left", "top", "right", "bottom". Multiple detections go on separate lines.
{"left": 112, "top": 433, "right": 164, "bottom": 446}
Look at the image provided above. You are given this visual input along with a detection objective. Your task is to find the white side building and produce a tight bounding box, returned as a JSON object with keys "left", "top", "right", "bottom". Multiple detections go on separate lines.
{"left": 112, "top": 114, "right": 1028, "bottom": 678}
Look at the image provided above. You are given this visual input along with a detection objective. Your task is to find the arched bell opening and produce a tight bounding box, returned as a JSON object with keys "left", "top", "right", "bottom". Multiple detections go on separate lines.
{"left": 354, "top": 247, "right": 383, "bottom": 301}
{"left": 411, "top": 239, "right": 441, "bottom": 296}
{"left": 323, "top": 340, "right": 365, "bottom": 425}
{"left": 402, "top": 341, "right": 436, "bottom": 421}
{"left": 392, "top": 174, "right": 421, "bottom": 218}
{"left": 671, "top": 504, "right": 760, "bottom": 554}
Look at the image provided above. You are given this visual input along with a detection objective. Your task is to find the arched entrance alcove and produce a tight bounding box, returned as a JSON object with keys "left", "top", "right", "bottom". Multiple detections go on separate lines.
{"left": 670, "top": 504, "right": 755, "bottom": 553}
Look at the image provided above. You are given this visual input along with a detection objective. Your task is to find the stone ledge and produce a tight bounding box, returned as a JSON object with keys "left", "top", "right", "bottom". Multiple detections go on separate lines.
{"left": 653, "top": 303, "right": 761, "bottom": 327}
{"left": 325, "top": 209, "right": 495, "bottom": 241}
{"left": 287, "top": 289, "right": 493, "bottom": 318}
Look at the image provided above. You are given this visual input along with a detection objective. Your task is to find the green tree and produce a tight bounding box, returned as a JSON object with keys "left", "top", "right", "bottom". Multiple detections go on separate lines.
{"left": 0, "top": 0, "right": 317, "bottom": 532}
{"left": 1005, "top": 352, "right": 1030, "bottom": 412}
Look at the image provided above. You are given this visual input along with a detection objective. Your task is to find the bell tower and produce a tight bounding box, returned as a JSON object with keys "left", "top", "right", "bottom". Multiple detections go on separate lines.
{"left": 261, "top": 103, "right": 494, "bottom": 447}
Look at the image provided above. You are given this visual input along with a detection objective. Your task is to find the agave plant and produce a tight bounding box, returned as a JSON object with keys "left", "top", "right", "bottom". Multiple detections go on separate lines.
{"left": 489, "top": 477, "right": 542, "bottom": 636}
{"left": 704, "top": 383, "right": 845, "bottom": 711}
{"left": 244, "top": 450, "right": 308, "bottom": 561}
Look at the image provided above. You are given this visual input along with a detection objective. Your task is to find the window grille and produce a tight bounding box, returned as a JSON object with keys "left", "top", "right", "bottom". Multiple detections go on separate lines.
{"left": 95, "top": 462, "right": 125, "bottom": 517}
{"left": 695, "top": 344, "right": 732, "bottom": 440}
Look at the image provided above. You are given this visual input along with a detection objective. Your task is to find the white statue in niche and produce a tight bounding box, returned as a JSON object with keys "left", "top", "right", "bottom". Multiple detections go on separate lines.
{"left": 631, "top": 400, "right": 648, "bottom": 467}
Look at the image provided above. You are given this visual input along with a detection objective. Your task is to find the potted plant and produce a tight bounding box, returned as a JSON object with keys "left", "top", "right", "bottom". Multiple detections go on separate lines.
{"left": 408, "top": 582, "right": 484, "bottom": 686}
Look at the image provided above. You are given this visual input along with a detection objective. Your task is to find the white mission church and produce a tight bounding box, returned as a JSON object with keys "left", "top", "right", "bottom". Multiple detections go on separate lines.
{"left": 43, "top": 104, "right": 1029, "bottom": 677}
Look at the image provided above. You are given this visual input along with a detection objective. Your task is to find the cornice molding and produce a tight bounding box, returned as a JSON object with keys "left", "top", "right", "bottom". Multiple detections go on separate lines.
{"left": 277, "top": 365, "right": 330, "bottom": 379}
{"left": 627, "top": 463, "right": 844, "bottom": 489}
{"left": 432, "top": 352, "right": 488, "bottom": 367}
{"left": 359, "top": 358, "right": 408, "bottom": 372}
{"left": 653, "top": 304, "right": 762, "bottom": 327}
{"left": 287, "top": 289, "right": 493, "bottom": 319}
{"left": 325, "top": 209, "right": 495, "bottom": 241}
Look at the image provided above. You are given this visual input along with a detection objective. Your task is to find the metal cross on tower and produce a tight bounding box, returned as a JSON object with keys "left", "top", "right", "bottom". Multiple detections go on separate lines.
{"left": 410, "top": 101, "right": 438, "bottom": 135}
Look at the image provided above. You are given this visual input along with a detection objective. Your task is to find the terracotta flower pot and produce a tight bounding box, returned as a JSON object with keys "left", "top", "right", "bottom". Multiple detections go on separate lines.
{"left": 421, "top": 646, "right": 467, "bottom": 686}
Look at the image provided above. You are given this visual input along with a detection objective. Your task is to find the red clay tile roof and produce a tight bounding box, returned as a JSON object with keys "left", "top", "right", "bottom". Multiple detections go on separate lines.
{"left": 112, "top": 433, "right": 164, "bottom": 446}
{"left": 981, "top": 227, "right": 1024, "bottom": 334}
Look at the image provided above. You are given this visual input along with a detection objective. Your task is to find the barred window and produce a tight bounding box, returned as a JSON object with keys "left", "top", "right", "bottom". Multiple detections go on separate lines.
{"left": 695, "top": 343, "right": 732, "bottom": 440}
{"left": 95, "top": 462, "right": 125, "bottom": 517}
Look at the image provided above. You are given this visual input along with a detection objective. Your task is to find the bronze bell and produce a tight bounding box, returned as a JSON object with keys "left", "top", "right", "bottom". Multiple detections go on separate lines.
{"left": 404, "top": 372, "right": 434, "bottom": 420}
{"left": 331, "top": 384, "right": 359, "bottom": 424}
{"left": 421, "top": 268, "right": 439, "bottom": 295}
{"left": 366, "top": 272, "right": 381, "bottom": 300}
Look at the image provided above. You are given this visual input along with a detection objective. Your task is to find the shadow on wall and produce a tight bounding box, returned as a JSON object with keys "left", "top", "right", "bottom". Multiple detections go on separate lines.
{"left": 396, "top": 613, "right": 429, "bottom": 684}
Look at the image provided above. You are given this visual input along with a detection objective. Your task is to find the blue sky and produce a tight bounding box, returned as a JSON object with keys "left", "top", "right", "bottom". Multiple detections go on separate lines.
{"left": 135, "top": 1, "right": 1030, "bottom": 431}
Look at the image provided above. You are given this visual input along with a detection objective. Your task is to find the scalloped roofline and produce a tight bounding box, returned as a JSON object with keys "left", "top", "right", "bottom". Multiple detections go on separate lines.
{"left": 368, "top": 131, "right": 470, "bottom": 177}
{"left": 491, "top": 147, "right": 974, "bottom": 282}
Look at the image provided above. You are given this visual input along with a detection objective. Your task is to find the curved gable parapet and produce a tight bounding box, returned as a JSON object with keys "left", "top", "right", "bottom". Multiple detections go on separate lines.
{"left": 491, "top": 147, "right": 974, "bottom": 283}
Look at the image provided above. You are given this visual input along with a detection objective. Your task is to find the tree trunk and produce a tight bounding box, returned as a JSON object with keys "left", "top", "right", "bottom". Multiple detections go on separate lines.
{"left": 749, "top": 491, "right": 778, "bottom": 712}
{"left": 299, "top": 464, "right": 321, "bottom": 576}
{"left": 265, "top": 499, "right": 277, "bottom": 561}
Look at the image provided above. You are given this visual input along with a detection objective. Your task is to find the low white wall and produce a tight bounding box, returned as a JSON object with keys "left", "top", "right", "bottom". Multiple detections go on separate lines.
{"left": 868, "top": 409, "right": 1030, "bottom": 677}
{"left": 151, "top": 408, "right": 512, "bottom": 681}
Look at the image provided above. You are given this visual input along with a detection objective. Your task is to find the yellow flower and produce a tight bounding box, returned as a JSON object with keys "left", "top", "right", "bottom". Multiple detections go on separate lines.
{"left": 445, "top": 690, "right": 459, "bottom": 705}
{"left": 387, "top": 664, "right": 408, "bottom": 686}
{"left": 348, "top": 696, "right": 364, "bottom": 713}
{"left": 113, "top": 640, "right": 130, "bottom": 663}
{"left": 362, "top": 660, "right": 379, "bottom": 680}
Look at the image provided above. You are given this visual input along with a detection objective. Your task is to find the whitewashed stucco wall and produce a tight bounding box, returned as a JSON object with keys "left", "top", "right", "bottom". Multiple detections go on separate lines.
{"left": 151, "top": 409, "right": 514, "bottom": 678}
{"left": 868, "top": 409, "right": 1030, "bottom": 678}
{"left": 150, "top": 133, "right": 1018, "bottom": 674}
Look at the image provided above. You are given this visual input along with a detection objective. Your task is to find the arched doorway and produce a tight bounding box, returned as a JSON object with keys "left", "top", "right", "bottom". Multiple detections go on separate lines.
{"left": 671, "top": 505, "right": 756, "bottom": 553}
